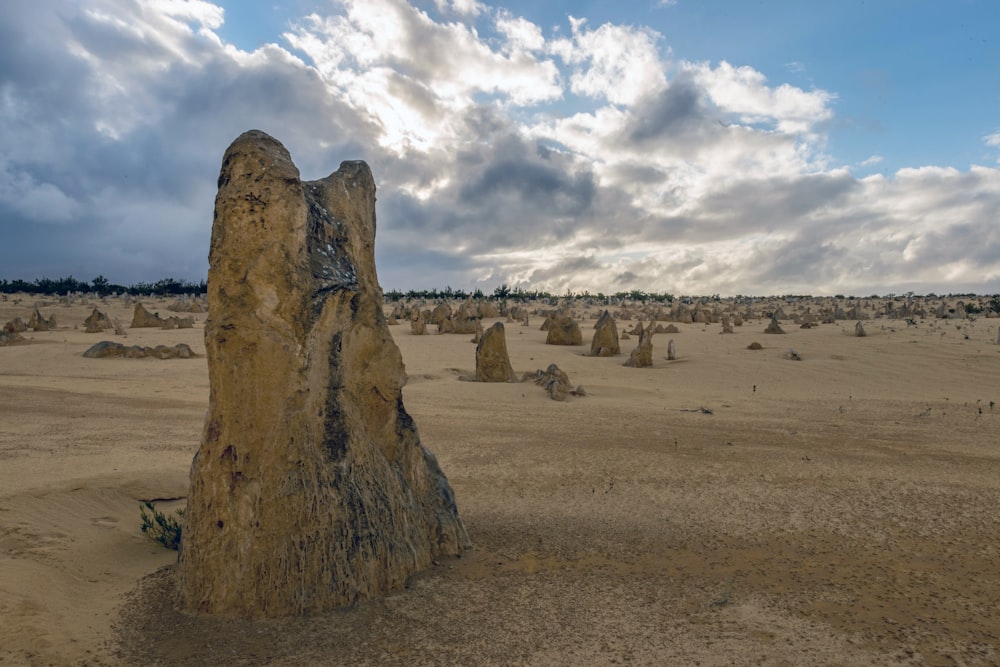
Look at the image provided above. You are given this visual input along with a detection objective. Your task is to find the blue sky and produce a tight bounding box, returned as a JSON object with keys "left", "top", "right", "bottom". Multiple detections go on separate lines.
{"left": 1, "top": 0, "right": 999, "bottom": 295}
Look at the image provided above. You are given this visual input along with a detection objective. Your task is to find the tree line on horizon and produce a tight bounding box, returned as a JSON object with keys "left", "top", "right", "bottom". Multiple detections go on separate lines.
{"left": 1, "top": 276, "right": 997, "bottom": 311}
{"left": 0, "top": 275, "right": 206, "bottom": 297}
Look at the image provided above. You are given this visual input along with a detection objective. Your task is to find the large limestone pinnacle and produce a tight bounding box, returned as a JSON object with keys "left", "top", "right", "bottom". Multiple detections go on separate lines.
{"left": 177, "top": 130, "right": 467, "bottom": 618}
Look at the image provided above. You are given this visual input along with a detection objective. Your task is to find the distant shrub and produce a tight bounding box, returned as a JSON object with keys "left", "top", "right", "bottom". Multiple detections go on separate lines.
{"left": 139, "top": 501, "right": 184, "bottom": 550}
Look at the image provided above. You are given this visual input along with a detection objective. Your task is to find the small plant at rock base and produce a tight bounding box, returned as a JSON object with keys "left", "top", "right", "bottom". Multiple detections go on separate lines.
{"left": 140, "top": 501, "right": 184, "bottom": 550}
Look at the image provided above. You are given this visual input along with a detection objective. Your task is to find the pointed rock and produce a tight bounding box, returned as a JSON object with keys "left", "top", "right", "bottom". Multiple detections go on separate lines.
{"left": 764, "top": 316, "right": 785, "bottom": 334}
{"left": 475, "top": 322, "right": 518, "bottom": 382}
{"left": 131, "top": 303, "right": 165, "bottom": 328}
{"left": 589, "top": 310, "right": 620, "bottom": 357}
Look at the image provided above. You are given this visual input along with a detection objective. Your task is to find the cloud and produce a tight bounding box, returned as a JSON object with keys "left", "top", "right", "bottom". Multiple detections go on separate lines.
{"left": 687, "top": 60, "right": 835, "bottom": 134}
{"left": 0, "top": 0, "right": 998, "bottom": 296}
{"left": 548, "top": 18, "right": 666, "bottom": 106}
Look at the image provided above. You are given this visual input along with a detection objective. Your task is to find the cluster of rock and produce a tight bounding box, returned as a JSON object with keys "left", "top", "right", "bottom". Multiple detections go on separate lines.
{"left": 130, "top": 303, "right": 193, "bottom": 329}
{"left": 167, "top": 297, "right": 207, "bottom": 313}
{"left": 392, "top": 299, "right": 504, "bottom": 335}
{"left": 2, "top": 307, "right": 56, "bottom": 334}
{"left": 82, "top": 340, "right": 195, "bottom": 359}
{"left": 530, "top": 363, "right": 586, "bottom": 401}
{"left": 177, "top": 131, "right": 467, "bottom": 618}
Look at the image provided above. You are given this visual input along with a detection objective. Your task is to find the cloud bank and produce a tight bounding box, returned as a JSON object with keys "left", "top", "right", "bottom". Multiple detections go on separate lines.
{"left": 1, "top": 0, "right": 998, "bottom": 295}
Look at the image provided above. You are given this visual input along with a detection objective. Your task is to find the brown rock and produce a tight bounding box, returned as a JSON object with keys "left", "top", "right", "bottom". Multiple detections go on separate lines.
{"left": 854, "top": 321, "right": 867, "bottom": 337}
{"left": 624, "top": 322, "right": 654, "bottom": 368}
{"left": 130, "top": 303, "right": 166, "bottom": 328}
{"left": 545, "top": 312, "right": 583, "bottom": 345}
{"left": 475, "top": 322, "right": 518, "bottom": 382}
{"left": 83, "top": 308, "right": 113, "bottom": 333}
{"left": 28, "top": 307, "right": 54, "bottom": 331}
{"left": 429, "top": 303, "right": 452, "bottom": 326}
{"left": 589, "top": 310, "right": 620, "bottom": 357}
{"left": 3, "top": 317, "right": 27, "bottom": 334}
{"left": 410, "top": 311, "right": 427, "bottom": 335}
{"left": 82, "top": 340, "right": 195, "bottom": 359}
{"left": 529, "top": 363, "right": 585, "bottom": 401}
{"left": 783, "top": 348, "right": 803, "bottom": 361}
{"left": 666, "top": 338, "right": 677, "bottom": 361}
{"left": 477, "top": 301, "right": 499, "bottom": 319}
{"left": 747, "top": 341, "right": 764, "bottom": 350}
{"left": 764, "top": 316, "right": 785, "bottom": 334}
{"left": 177, "top": 131, "right": 466, "bottom": 618}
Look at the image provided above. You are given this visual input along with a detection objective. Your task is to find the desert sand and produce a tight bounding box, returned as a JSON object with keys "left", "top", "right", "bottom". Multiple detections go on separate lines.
{"left": 1, "top": 295, "right": 999, "bottom": 665}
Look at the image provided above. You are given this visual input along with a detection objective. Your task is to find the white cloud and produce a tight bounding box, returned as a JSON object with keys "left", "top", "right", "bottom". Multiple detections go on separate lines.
{"left": 496, "top": 10, "right": 546, "bottom": 52}
{"left": 284, "top": 0, "right": 561, "bottom": 155}
{"left": 688, "top": 61, "right": 834, "bottom": 133}
{"left": 984, "top": 131, "right": 1000, "bottom": 147}
{"left": 433, "top": 0, "right": 484, "bottom": 17}
{"left": 548, "top": 18, "right": 666, "bottom": 106}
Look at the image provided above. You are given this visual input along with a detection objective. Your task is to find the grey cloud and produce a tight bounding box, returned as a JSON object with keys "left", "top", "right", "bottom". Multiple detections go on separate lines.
{"left": 626, "top": 77, "right": 704, "bottom": 144}
{"left": 0, "top": 3, "right": 379, "bottom": 284}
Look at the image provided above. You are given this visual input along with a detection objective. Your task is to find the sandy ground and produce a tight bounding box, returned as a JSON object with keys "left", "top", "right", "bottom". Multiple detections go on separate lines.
{"left": 1, "top": 295, "right": 999, "bottom": 666}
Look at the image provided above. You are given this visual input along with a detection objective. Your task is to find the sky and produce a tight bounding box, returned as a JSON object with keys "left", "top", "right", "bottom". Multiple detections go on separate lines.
{"left": 1, "top": 0, "right": 999, "bottom": 296}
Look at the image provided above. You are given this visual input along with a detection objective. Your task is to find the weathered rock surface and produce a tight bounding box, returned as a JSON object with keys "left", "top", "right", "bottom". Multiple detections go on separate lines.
{"left": 28, "top": 307, "right": 55, "bottom": 331}
{"left": 529, "top": 363, "right": 585, "bottom": 401}
{"left": 854, "top": 321, "right": 867, "bottom": 337}
{"left": 475, "top": 322, "right": 518, "bottom": 382}
{"left": 624, "top": 322, "right": 654, "bottom": 368}
{"left": 410, "top": 311, "right": 427, "bottom": 335}
{"left": 666, "top": 338, "right": 677, "bottom": 361}
{"left": 545, "top": 312, "right": 583, "bottom": 346}
{"left": 177, "top": 130, "right": 467, "bottom": 618}
{"left": 81, "top": 341, "right": 195, "bottom": 359}
{"left": 130, "top": 303, "right": 166, "bottom": 328}
{"left": 589, "top": 310, "right": 620, "bottom": 357}
{"left": 83, "top": 308, "right": 113, "bottom": 333}
{"left": 764, "top": 316, "right": 785, "bottom": 334}
{"left": 2, "top": 317, "right": 27, "bottom": 334}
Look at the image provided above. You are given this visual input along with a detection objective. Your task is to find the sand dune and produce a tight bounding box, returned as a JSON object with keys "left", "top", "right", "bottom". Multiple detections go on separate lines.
{"left": 1, "top": 296, "right": 999, "bottom": 665}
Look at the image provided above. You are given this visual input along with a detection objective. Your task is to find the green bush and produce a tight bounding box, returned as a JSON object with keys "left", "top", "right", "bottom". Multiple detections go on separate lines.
{"left": 139, "top": 501, "right": 185, "bottom": 550}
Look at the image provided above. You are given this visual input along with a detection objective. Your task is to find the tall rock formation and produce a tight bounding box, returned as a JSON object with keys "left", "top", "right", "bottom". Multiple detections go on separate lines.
{"left": 589, "top": 310, "right": 620, "bottom": 357}
{"left": 177, "top": 130, "right": 467, "bottom": 618}
{"left": 475, "top": 322, "right": 518, "bottom": 382}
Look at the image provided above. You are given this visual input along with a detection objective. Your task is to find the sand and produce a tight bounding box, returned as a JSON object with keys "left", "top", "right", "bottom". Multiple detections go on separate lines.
{"left": 1, "top": 295, "right": 999, "bottom": 665}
